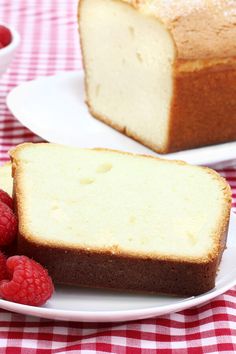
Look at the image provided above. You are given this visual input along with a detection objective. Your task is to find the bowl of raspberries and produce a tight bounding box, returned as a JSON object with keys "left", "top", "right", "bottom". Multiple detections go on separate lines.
{"left": 0, "top": 24, "right": 20, "bottom": 77}
{"left": 0, "top": 189, "right": 54, "bottom": 306}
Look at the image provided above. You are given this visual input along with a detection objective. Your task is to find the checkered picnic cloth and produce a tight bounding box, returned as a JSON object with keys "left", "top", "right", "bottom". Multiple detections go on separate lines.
{"left": 0, "top": 1, "right": 236, "bottom": 353}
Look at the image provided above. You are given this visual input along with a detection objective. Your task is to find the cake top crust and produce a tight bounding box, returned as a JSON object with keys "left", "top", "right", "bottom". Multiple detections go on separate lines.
{"left": 122, "top": 0, "right": 236, "bottom": 59}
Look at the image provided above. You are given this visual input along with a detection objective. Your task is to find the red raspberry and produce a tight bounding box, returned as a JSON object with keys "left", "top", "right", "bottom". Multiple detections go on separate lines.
{"left": 0, "top": 25, "right": 12, "bottom": 48}
{"left": 0, "top": 256, "right": 54, "bottom": 306}
{"left": 0, "top": 189, "right": 13, "bottom": 210}
{"left": 0, "top": 252, "right": 8, "bottom": 281}
{"left": 0, "top": 202, "right": 17, "bottom": 246}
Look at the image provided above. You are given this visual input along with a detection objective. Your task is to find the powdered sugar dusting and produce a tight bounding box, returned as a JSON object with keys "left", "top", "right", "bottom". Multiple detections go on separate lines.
{"left": 142, "top": 0, "right": 204, "bottom": 20}
{"left": 136, "top": 0, "right": 236, "bottom": 59}
{"left": 140, "top": 0, "right": 236, "bottom": 22}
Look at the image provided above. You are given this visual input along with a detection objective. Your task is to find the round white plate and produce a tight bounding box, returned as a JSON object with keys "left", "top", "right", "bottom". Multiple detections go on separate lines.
{"left": 7, "top": 71, "right": 236, "bottom": 168}
{"left": 0, "top": 212, "right": 235, "bottom": 322}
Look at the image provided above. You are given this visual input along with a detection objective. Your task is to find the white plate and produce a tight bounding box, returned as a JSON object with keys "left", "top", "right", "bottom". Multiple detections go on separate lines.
{"left": 7, "top": 71, "right": 236, "bottom": 167}
{"left": 0, "top": 212, "right": 235, "bottom": 322}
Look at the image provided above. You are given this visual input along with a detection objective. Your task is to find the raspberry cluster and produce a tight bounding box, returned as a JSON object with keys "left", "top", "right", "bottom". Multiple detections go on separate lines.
{"left": 0, "top": 190, "right": 54, "bottom": 306}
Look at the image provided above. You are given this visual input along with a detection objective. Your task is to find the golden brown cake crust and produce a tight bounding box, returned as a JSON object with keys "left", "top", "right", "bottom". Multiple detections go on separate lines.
{"left": 17, "top": 235, "right": 222, "bottom": 296}
{"left": 166, "top": 61, "right": 236, "bottom": 153}
{"left": 123, "top": 0, "right": 236, "bottom": 60}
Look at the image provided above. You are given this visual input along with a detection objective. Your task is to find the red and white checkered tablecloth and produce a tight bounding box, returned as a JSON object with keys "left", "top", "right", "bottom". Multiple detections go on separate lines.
{"left": 0, "top": 1, "right": 236, "bottom": 353}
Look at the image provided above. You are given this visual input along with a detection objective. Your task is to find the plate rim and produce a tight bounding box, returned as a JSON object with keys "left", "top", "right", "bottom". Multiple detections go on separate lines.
{"left": 0, "top": 276, "right": 235, "bottom": 322}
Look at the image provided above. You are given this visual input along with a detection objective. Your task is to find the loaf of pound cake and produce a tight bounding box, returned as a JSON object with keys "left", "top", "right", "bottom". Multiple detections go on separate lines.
{"left": 78, "top": 0, "right": 236, "bottom": 153}
{"left": 10, "top": 143, "right": 231, "bottom": 296}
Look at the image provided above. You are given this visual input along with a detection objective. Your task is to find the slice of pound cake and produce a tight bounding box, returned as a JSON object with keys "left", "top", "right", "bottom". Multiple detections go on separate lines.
{"left": 78, "top": 0, "right": 236, "bottom": 153}
{"left": 0, "top": 163, "right": 13, "bottom": 196}
{"left": 10, "top": 143, "right": 231, "bottom": 296}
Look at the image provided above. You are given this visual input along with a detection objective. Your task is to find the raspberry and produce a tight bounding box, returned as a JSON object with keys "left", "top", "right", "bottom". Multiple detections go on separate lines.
{"left": 0, "top": 252, "right": 8, "bottom": 281}
{"left": 0, "top": 256, "right": 54, "bottom": 306}
{"left": 0, "top": 25, "right": 12, "bottom": 48}
{"left": 0, "top": 202, "right": 17, "bottom": 246}
{"left": 0, "top": 189, "right": 13, "bottom": 210}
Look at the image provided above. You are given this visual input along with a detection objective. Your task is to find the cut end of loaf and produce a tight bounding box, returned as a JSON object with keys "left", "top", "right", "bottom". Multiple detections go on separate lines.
{"left": 79, "top": 0, "right": 175, "bottom": 153}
